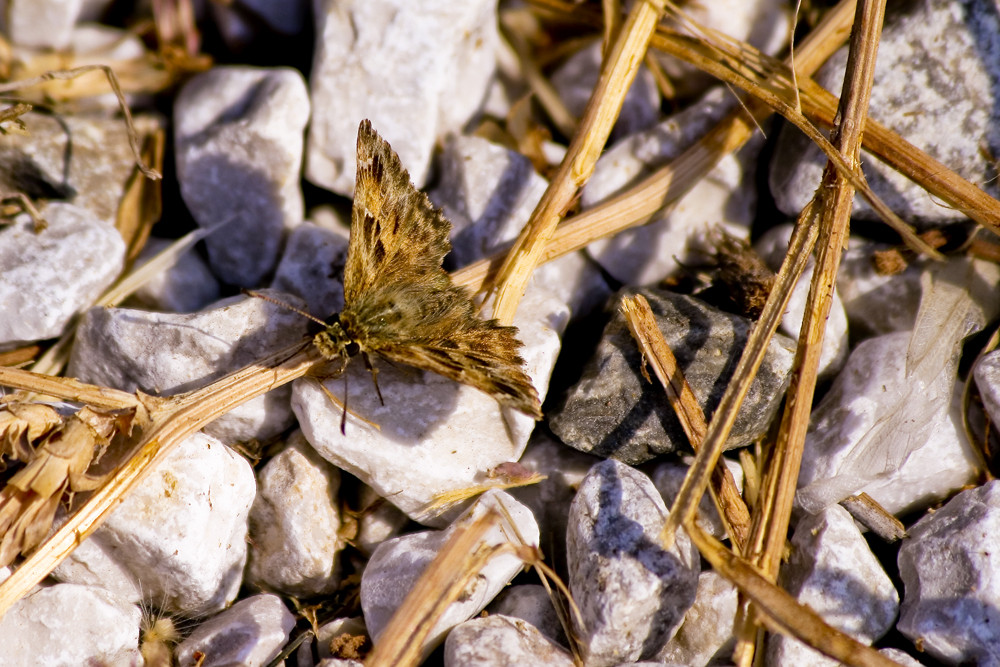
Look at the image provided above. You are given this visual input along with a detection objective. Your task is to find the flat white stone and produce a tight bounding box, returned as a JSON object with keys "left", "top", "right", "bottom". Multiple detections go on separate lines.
{"left": 293, "top": 288, "right": 567, "bottom": 525}
{"left": 770, "top": 0, "right": 1000, "bottom": 224}
{"left": 974, "top": 350, "right": 1000, "bottom": 428}
{"left": 360, "top": 490, "right": 539, "bottom": 658}
{"left": 53, "top": 432, "right": 256, "bottom": 615}
{"left": 68, "top": 290, "right": 307, "bottom": 443}
{"left": 270, "top": 221, "right": 350, "bottom": 319}
{"left": 766, "top": 505, "right": 899, "bottom": 667}
{"left": 657, "top": 570, "right": 738, "bottom": 666}
{"left": 130, "top": 237, "right": 221, "bottom": 313}
{"left": 174, "top": 594, "right": 296, "bottom": 667}
{"left": 175, "top": 66, "right": 309, "bottom": 286}
{"left": 567, "top": 459, "right": 700, "bottom": 665}
{"left": 898, "top": 480, "right": 1000, "bottom": 665}
{"left": 0, "top": 583, "right": 141, "bottom": 667}
{"left": 247, "top": 431, "right": 343, "bottom": 597}
{"left": 581, "top": 89, "right": 759, "bottom": 285}
{"left": 0, "top": 203, "right": 124, "bottom": 345}
{"left": 444, "top": 615, "right": 574, "bottom": 667}
{"left": 429, "top": 133, "right": 611, "bottom": 318}
{"left": 3, "top": 0, "right": 84, "bottom": 49}
{"left": 306, "top": 0, "right": 498, "bottom": 195}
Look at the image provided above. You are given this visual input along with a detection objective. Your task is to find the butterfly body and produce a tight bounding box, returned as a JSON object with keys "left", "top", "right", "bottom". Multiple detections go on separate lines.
{"left": 315, "top": 120, "right": 543, "bottom": 420}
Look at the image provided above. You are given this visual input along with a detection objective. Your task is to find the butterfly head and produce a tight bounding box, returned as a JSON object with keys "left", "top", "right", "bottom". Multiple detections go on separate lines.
{"left": 313, "top": 315, "right": 360, "bottom": 362}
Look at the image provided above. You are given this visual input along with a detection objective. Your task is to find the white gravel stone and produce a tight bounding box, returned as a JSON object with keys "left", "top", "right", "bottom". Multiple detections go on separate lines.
{"left": 551, "top": 39, "right": 659, "bottom": 142}
{"left": 567, "top": 459, "right": 700, "bottom": 666}
{"left": 652, "top": 457, "right": 743, "bottom": 541}
{"left": 754, "top": 225, "right": 849, "bottom": 377}
{"left": 354, "top": 483, "right": 410, "bottom": 557}
{"left": 444, "top": 615, "right": 575, "bottom": 667}
{"left": 360, "top": 490, "right": 539, "bottom": 657}
{"left": 306, "top": 0, "right": 498, "bottom": 195}
{"left": 836, "top": 240, "right": 923, "bottom": 339}
{"left": 296, "top": 616, "right": 368, "bottom": 666}
{"left": 657, "top": 570, "right": 738, "bottom": 666}
{"left": 429, "top": 133, "right": 611, "bottom": 318}
{"left": 0, "top": 203, "right": 124, "bottom": 345}
{"left": 2, "top": 0, "right": 84, "bottom": 49}
{"left": 770, "top": 0, "right": 1000, "bottom": 224}
{"left": 175, "top": 66, "right": 309, "bottom": 286}
{"left": 487, "top": 584, "right": 565, "bottom": 646}
{"left": 0, "top": 583, "right": 141, "bottom": 667}
{"left": 292, "top": 287, "right": 566, "bottom": 525}
{"left": 247, "top": 431, "right": 343, "bottom": 597}
{"left": 766, "top": 505, "right": 899, "bottom": 667}
{"left": 129, "top": 237, "right": 221, "bottom": 313}
{"left": 974, "top": 350, "right": 1000, "bottom": 428}
{"left": 53, "top": 432, "right": 256, "bottom": 615}
{"left": 797, "top": 332, "right": 980, "bottom": 517}
{"left": 270, "top": 221, "right": 350, "bottom": 319}
{"left": 175, "top": 594, "right": 296, "bottom": 667}
{"left": 68, "top": 290, "right": 307, "bottom": 443}
{"left": 898, "top": 480, "right": 1000, "bottom": 665}
{"left": 581, "top": 89, "right": 759, "bottom": 285}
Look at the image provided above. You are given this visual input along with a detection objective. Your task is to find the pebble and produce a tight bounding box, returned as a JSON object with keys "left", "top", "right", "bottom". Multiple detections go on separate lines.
{"left": 443, "top": 615, "right": 574, "bottom": 667}
{"left": 53, "top": 432, "right": 256, "bottom": 615}
{"left": 652, "top": 457, "right": 744, "bottom": 541}
{"left": 174, "top": 594, "right": 296, "bottom": 667}
{"left": 0, "top": 111, "right": 162, "bottom": 225}
{"left": 656, "top": 570, "right": 738, "bottom": 665}
{"left": 296, "top": 616, "right": 368, "bottom": 666}
{"left": 210, "top": 0, "right": 308, "bottom": 48}
{"left": 766, "top": 505, "right": 899, "bottom": 666}
{"left": 974, "top": 349, "right": 1000, "bottom": 428}
{"left": 581, "top": 88, "right": 760, "bottom": 285}
{"left": 430, "top": 133, "right": 612, "bottom": 318}
{"left": 770, "top": 0, "right": 1000, "bottom": 224}
{"left": 0, "top": 203, "right": 124, "bottom": 346}
{"left": 129, "top": 237, "right": 221, "bottom": 313}
{"left": 353, "top": 483, "right": 411, "bottom": 557}
{"left": 2, "top": 0, "right": 85, "bottom": 49}
{"left": 550, "top": 287, "right": 796, "bottom": 464}
{"left": 270, "top": 221, "right": 350, "bottom": 320}
{"left": 897, "top": 480, "right": 1000, "bottom": 665}
{"left": 246, "top": 431, "right": 343, "bottom": 597}
{"left": 174, "top": 66, "right": 310, "bottom": 287}
{"left": 0, "top": 583, "right": 141, "bottom": 667}
{"left": 292, "top": 287, "right": 566, "bottom": 525}
{"left": 487, "top": 584, "right": 566, "bottom": 647}
{"left": 67, "top": 290, "right": 307, "bottom": 443}
{"left": 306, "top": 0, "right": 499, "bottom": 195}
{"left": 797, "top": 334, "right": 981, "bottom": 517}
{"left": 550, "top": 39, "right": 660, "bottom": 142}
{"left": 836, "top": 239, "right": 923, "bottom": 339}
{"left": 567, "top": 459, "right": 700, "bottom": 665}
{"left": 360, "top": 490, "right": 539, "bottom": 657}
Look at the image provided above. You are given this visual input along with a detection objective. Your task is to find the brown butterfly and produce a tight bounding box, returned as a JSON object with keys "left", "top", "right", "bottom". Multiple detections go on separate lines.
{"left": 306, "top": 120, "right": 542, "bottom": 424}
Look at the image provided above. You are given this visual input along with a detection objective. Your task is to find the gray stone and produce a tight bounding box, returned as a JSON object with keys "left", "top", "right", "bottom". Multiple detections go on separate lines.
{"left": 581, "top": 89, "right": 760, "bottom": 285}
{"left": 974, "top": 350, "right": 1000, "bottom": 428}
{"left": 306, "top": 0, "right": 498, "bottom": 195}
{"left": 898, "top": 481, "right": 1000, "bottom": 665}
{"left": 766, "top": 505, "right": 899, "bottom": 666}
{"left": 53, "top": 433, "right": 256, "bottom": 615}
{"left": 0, "top": 111, "right": 162, "bottom": 225}
{"left": 487, "top": 584, "right": 566, "bottom": 647}
{"left": 293, "top": 287, "right": 566, "bottom": 525}
{"left": 175, "top": 594, "right": 296, "bottom": 667}
{"left": 444, "top": 615, "right": 574, "bottom": 667}
{"left": 429, "top": 133, "right": 611, "bottom": 318}
{"left": 652, "top": 457, "right": 743, "bottom": 541}
{"left": 360, "top": 491, "right": 539, "bottom": 658}
{"left": 770, "top": 0, "right": 1000, "bottom": 224}
{"left": 129, "top": 237, "right": 221, "bottom": 313}
{"left": 247, "top": 431, "right": 343, "bottom": 597}
{"left": 0, "top": 203, "right": 124, "bottom": 345}
{"left": 657, "top": 570, "right": 738, "bottom": 666}
{"left": 567, "top": 459, "right": 700, "bottom": 666}
{"left": 270, "top": 221, "right": 350, "bottom": 320}
{"left": 175, "top": 66, "right": 309, "bottom": 286}
{"left": 68, "top": 290, "right": 307, "bottom": 443}
{"left": 550, "top": 288, "right": 796, "bottom": 464}
{"left": 0, "top": 583, "right": 141, "bottom": 667}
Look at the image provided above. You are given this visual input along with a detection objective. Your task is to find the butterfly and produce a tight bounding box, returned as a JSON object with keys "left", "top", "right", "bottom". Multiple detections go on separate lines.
{"left": 307, "top": 120, "right": 542, "bottom": 424}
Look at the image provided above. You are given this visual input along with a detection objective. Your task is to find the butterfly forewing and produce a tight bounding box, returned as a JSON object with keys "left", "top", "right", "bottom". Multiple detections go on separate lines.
{"left": 336, "top": 120, "right": 542, "bottom": 419}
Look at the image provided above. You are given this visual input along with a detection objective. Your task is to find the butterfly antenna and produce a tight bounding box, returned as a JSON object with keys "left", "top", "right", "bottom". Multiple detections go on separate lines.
{"left": 242, "top": 289, "right": 327, "bottom": 326}
{"left": 340, "top": 371, "right": 349, "bottom": 435}
{"left": 362, "top": 352, "right": 385, "bottom": 406}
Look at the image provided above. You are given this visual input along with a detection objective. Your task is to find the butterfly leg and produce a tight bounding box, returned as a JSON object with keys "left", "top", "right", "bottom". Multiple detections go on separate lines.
{"left": 339, "top": 371, "right": 349, "bottom": 435}
{"left": 361, "top": 351, "right": 385, "bottom": 406}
